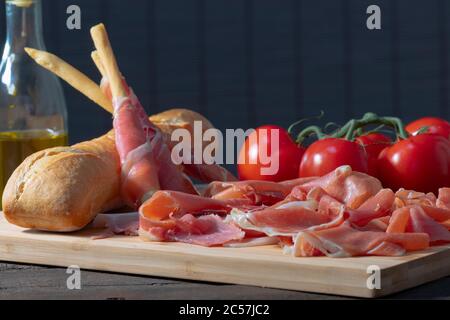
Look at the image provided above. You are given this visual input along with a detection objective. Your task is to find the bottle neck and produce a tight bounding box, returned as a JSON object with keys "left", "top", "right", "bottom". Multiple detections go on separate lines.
{"left": 4, "top": 0, "right": 45, "bottom": 53}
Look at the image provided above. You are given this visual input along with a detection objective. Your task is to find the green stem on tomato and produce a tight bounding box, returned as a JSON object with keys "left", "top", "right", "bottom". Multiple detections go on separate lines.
{"left": 287, "top": 111, "right": 325, "bottom": 138}
{"left": 331, "top": 113, "right": 409, "bottom": 141}
{"left": 295, "top": 125, "right": 327, "bottom": 145}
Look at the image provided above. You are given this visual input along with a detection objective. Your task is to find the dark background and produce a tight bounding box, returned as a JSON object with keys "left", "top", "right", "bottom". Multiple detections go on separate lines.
{"left": 1, "top": 0, "right": 449, "bottom": 144}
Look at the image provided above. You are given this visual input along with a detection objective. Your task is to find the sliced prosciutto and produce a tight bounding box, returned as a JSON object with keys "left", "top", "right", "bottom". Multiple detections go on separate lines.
{"left": 229, "top": 204, "right": 328, "bottom": 237}
{"left": 347, "top": 189, "right": 395, "bottom": 227}
{"left": 228, "top": 200, "right": 347, "bottom": 237}
{"left": 92, "top": 212, "right": 139, "bottom": 239}
{"left": 113, "top": 94, "right": 161, "bottom": 207}
{"left": 437, "top": 188, "right": 450, "bottom": 210}
{"left": 204, "top": 180, "right": 293, "bottom": 206}
{"left": 292, "top": 222, "right": 430, "bottom": 258}
{"left": 299, "top": 166, "right": 382, "bottom": 209}
{"left": 387, "top": 206, "right": 450, "bottom": 244}
{"left": 139, "top": 191, "right": 250, "bottom": 244}
{"left": 165, "top": 214, "right": 244, "bottom": 247}
{"left": 395, "top": 189, "right": 437, "bottom": 208}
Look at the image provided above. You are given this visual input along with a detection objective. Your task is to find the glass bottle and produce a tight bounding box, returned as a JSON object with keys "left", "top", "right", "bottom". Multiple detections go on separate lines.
{"left": 0, "top": 0, "right": 68, "bottom": 208}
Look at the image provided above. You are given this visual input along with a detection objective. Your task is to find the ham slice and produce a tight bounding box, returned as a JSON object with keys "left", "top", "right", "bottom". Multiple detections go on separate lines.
{"left": 104, "top": 76, "right": 198, "bottom": 208}
{"left": 224, "top": 236, "right": 280, "bottom": 248}
{"left": 359, "top": 216, "right": 391, "bottom": 232}
{"left": 420, "top": 205, "right": 450, "bottom": 223}
{"left": 387, "top": 207, "right": 411, "bottom": 234}
{"left": 395, "top": 189, "right": 437, "bottom": 208}
{"left": 387, "top": 206, "right": 450, "bottom": 244}
{"left": 139, "top": 191, "right": 250, "bottom": 244}
{"left": 292, "top": 222, "right": 430, "bottom": 258}
{"left": 406, "top": 206, "right": 450, "bottom": 244}
{"left": 228, "top": 199, "right": 347, "bottom": 237}
{"left": 437, "top": 188, "right": 450, "bottom": 210}
{"left": 140, "top": 191, "right": 250, "bottom": 223}
{"left": 347, "top": 189, "right": 395, "bottom": 227}
{"left": 204, "top": 180, "right": 293, "bottom": 206}
{"left": 229, "top": 205, "right": 328, "bottom": 236}
{"left": 313, "top": 187, "right": 394, "bottom": 227}
{"left": 299, "top": 166, "right": 383, "bottom": 209}
{"left": 166, "top": 214, "right": 245, "bottom": 247}
{"left": 92, "top": 212, "right": 139, "bottom": 239}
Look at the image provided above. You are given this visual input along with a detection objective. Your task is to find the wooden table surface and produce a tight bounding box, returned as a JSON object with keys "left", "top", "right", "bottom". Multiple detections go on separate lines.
{"left": 0, "top": 262, "right": 449, "bottom": 300}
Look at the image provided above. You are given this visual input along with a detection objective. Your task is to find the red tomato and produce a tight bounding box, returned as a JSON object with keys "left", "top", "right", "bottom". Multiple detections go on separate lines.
{"left": 238, "top": 125, "right": 305, "bottom": 182}
{"left": 299, "top": 138, "right": 369, "bottom": 178}
{"left": 406, "top": 117, "right": 450, "bottom": 140}
{"left": 378, "top": 134, "right": 450, "bottom": 194}
{"left": 356, "top": 133, "right": 392, "bottom": 177}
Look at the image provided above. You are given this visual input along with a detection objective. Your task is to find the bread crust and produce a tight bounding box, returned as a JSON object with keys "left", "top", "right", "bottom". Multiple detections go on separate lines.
{"left": 2, "top": 109, "right": 210, "bottom": 232}
{"left": 2, "top": 133, "right": 121, "bottom": 232}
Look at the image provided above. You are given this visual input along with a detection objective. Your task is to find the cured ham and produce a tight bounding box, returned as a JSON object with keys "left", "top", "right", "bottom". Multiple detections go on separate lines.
{"left": 387, "top": 206, "right": 450, "bottom": 244}
{"left": 91, "top": 24, "right": 198, "bottom": 208}
{"left": 228, "top": 203, "right": 329, "bottom": 236}
{"left": 299, "top": 166, "right": 382, "bottom": 209}
{"left": 132, "top": 166, "right": 450, "bottom": 256}
{"left": 140, "top": 191, "right": 250, "bottom": 223}
{"left": 138, "top": 191, "right": 250, "bottom": 245}
{"left": 165, "top": 214, "right": 245, "bottom": 247}
{"left": 437, "top": 188, "right": 450, "bottom": 210}
{"left": 291, "top": 222, "right": 430, "bottom": 258}
{"left": 110, "top": 85, "right": 199, "bottom": 204}
{"left": 92, "top": 212, "right": 139, "bottom": 239}
{"left": 395, "top": 189, "right": 437, "bottom": 208}
{"left": 204, "top": 180, "right": 293, "bottom": 206}
{"left": 228, "top": 198, "right": 348, "bottom": 237}
{"left": 347, "top": 189, "right": 395, "bottom": 227}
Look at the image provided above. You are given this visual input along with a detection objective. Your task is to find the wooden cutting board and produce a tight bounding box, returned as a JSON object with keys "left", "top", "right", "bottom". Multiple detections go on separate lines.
{"left": 0, "top": 214, "right": 448, "bottom": 298}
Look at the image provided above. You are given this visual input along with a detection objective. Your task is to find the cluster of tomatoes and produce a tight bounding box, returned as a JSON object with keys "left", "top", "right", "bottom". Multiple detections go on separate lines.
{"left": 238, "top": 115, "right": 450, "bottom": 195}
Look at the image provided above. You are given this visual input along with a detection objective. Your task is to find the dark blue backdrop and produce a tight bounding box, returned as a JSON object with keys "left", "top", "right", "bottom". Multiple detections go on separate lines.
{"left": 1, "top": 0, "right": 449, "bottom": 144}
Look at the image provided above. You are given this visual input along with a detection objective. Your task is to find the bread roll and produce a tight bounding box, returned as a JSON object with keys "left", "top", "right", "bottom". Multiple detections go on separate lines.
{"left": 2, "top": 109, "right": 212, "bottom": 232}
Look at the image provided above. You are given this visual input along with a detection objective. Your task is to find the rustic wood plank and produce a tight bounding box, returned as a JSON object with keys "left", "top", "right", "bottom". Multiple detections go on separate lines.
{"left": 0, "top": 264, "right": 351, "bottom": 300}
{"left": 0, "top": 262, "right": 448, "bottom": 299}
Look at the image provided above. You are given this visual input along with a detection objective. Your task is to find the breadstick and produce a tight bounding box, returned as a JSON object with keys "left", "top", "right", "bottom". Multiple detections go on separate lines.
{"left": 25, "top": 47, "right": 113, "bottom": 114}
{"left": 91, "top": 50, "right": 107, "bottom": 78}
{"left": 90, "top": 24, "right": 126, "bottom": 98}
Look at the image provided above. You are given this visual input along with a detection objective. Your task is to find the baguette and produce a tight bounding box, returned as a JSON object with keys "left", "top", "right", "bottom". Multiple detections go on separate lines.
{"left": 2, "top": 109, "right": 213, "bottom": 232}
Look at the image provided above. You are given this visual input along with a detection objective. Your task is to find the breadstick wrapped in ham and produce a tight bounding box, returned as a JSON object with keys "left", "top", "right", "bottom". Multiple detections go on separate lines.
{"left": 91, "top": 24, "right": 198, "bottom": 208}
{"left": 92, "top": 49, "right": 237, "bottom": 185}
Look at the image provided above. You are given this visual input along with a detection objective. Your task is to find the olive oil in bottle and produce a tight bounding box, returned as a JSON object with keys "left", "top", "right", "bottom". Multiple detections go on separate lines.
{"left": 0, "top": 130, "right": 68, "bottom": 207}
{"left": 0, "top": 0, "right": 69, "bottom": 209}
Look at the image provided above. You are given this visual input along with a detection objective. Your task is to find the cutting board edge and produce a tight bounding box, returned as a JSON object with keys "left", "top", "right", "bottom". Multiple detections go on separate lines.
{"left": 0, "top": 232, "right": 448, "bottom": 299}
{"left": 373, "top": 246, "right": 450, "bottom": 298}
{"left": 0, "top": 242, "right": 381, "bottom": 298}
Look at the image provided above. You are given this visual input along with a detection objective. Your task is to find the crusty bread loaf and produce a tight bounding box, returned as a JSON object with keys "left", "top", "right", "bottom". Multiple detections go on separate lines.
{"left": 150, "top": 108, "right": 214, "bottom": 150}
{"left": 2, "top": 109, "right": 213, "bottom": 232}
{"left": 2, "top": 132, "right": 121, "bottom": 232}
